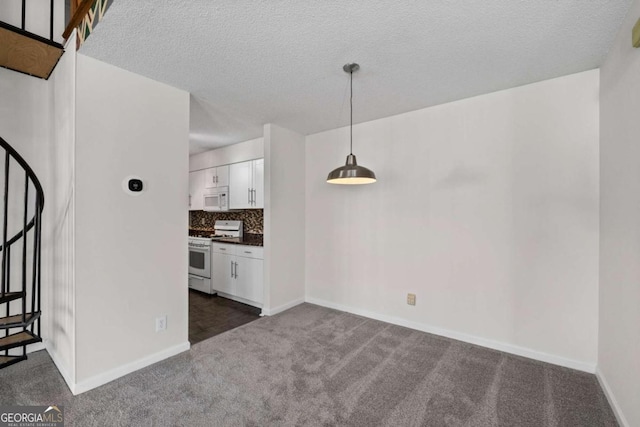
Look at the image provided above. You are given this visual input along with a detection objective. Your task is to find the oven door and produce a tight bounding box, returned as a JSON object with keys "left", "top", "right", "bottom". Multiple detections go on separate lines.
{"left": 188, "top": 245, "right": 211, "bottom": 278}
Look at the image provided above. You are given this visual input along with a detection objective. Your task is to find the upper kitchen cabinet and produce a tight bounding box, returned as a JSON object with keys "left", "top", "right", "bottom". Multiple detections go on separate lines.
{"left": 203, "top": 165, "right": 229, "bottom": 189}
{"left": 229, "top": 159, "right": 264, "bottom": 209}
{"left": 253, "top": 159, "right": 264, "bottom": 208}
{"left": 189, "top": 170, "right": 205, "bottom": 211}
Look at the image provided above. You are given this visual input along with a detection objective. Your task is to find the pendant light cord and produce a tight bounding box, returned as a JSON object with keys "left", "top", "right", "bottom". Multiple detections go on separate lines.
{"left": 349, "top": 69, "right": 354, "bottom": 155}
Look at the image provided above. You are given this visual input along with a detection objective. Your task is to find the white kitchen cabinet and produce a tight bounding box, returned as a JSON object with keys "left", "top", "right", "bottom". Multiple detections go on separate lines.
{"left": 203, "top": 165, "right": 229, "bottom": 189}
{"left": 253, "top": 159, "right": 264, "bottom": 208}
{"left": 210, "top": 243, "right": 263, "bottom": 307}
{"left": 189, "top": 170, "right": 205, "bottom": 211}
{"left": 211, "top": 250, "right": 234, "bottom": 295}
{"left": 229, "top": 159, "right": 264, "bottom": 209}
{"left": 229, "top": 161, "right": 252, "bottom": 209}
{"left": 234, "top": 256, "right": 263, "bottom": 303}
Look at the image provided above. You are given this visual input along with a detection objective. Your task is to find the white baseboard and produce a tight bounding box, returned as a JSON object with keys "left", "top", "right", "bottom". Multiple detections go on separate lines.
{"left": 305, "top": 297, "right": 596, "bottom": 373}
{"left": 596, "top": 368, "right": 629, "bottom": 427}
{"left": 262, "top": 298, "right": 304, "bottom": 316}
{"left": 215, "top": 291, "right": 262, "bottom": 310}
{"left": 45, "top": 341, "right": 75, "bottom": 394}
{"left": 72, "top": 341, "right": 191, "bottom": 395}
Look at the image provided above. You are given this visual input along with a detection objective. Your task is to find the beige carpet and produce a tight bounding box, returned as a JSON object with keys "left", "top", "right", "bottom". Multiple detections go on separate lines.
{"left": 0, "top": 303, "right": 618, "bottom": 426}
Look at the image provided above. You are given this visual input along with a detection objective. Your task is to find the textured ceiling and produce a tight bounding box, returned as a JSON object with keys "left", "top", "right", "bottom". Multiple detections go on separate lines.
{"left": 80, "top": 0, "right": 632, "bottom": 154}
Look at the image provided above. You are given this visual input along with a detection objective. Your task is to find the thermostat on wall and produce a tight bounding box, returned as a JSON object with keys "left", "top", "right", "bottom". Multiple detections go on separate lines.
{"left": 122, "top": 175, "right": 145, "bottom": 196}
{"left": 128, "top": 179, "right": 143, "bottom": 192}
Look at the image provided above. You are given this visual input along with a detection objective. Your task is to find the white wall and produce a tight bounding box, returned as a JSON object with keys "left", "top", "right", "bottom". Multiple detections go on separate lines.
{"left": 263, "top": 124, "right": 305, "bottom": 314}
{"left": 75, "top": 54, "right": 190, "bottom": 390}
{"left": 599, "top": 1, "right": 640, "bottom": 425}
{"left": 189, "top": 137, "right": 263, "bottom": 171}
{"left": 45, "top": 35, "right": 76, "bottom": 387}
{"left": 306, "top": 70, "right": 600, "bottom": 371}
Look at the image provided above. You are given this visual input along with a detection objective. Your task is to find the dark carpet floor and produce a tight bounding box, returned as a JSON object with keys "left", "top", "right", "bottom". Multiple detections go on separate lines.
{"left": 0, "top": 303, "right": 618, "bottom": 426}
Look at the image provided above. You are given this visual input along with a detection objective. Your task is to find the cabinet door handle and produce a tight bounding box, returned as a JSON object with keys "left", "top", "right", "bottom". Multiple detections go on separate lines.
{"left": 219, "top": 247, "right": 226, "bottom": 251}
{"left": 248, "top": 188, "right": 251, "bottom": 204}
{"left": 234, "top": 262, "right": 238, "bottom": 278}
{"left": 244, "top": 251, "right": 251, "bottom": 254}
{"left": 253, "top": 189, "right": 256, "bottom": 205}
{"left": 189, "top": 195, "right": 191, "bottom": 207}
{"left": 230, "top": 261, "right": 234, "bottom": 278}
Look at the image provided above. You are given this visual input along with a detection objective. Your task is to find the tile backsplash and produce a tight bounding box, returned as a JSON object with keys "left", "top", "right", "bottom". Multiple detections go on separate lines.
{"left": 190, "top": 209, "right": 263, "bottom": 234}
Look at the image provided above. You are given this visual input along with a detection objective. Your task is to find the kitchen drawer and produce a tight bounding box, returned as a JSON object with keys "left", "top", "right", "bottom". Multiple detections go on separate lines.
{"left": 235, "top": 245, "right": 263, "bottom": 260}
{"left": 211, "top": 242, "right": 235, "bottom": 255}
{"left": 189, "top": 274, "right": 211, "bottom": 294}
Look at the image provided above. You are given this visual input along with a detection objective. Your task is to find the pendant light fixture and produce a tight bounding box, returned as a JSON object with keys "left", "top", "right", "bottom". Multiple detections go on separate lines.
{"left": 326, "top": 63, "right": 377, "bottom": 185}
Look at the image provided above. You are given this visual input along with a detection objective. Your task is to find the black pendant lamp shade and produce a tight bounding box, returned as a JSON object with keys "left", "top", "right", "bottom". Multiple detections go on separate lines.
{"left": 327, "top": 63, "right": 377, "bottom": 185}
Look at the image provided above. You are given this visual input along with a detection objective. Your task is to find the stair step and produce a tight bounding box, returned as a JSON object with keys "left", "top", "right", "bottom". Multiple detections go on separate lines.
{"left": 0, "top": 330, "right": 41, "bottom": 352}
{"left": 0, "top": 292, "right": 24, "bottom": 304}
{"left": 0, "top": 354, "right": 27, "bottom": 369}
{"left": 0, "top": 311, "right": 40, "bottom": 329}
{"left": 0, "top": 21, "right": 64, "bottom": 79}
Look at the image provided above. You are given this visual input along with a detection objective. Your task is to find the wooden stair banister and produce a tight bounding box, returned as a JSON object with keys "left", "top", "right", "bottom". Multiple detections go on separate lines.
{"left": 62, "top": 0, "right": 98, "bottom": 40}
{"left": 1, "top": 0, "right": 110, "bottom": 78}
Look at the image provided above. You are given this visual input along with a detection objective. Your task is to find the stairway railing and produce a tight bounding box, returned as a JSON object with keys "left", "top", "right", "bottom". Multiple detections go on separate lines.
{"left": 0, "top": 136, "right": 45, "bottom": 369}
{"left": 63, "top": 0, "right": 111, "bottom": 49}
{"left": 6, "top": 0, "right": 59, "bottom": 43}
{"left": 0, "top": 0, "right": 111, "bottom": 80}
{"left": 0, "top": 0, "right": 64, "bottom": 79}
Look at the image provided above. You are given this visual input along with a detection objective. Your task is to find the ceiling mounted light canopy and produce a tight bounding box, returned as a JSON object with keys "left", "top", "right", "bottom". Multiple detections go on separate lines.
{"left": 327, "top": 63, "right": 377, "bottom": 185}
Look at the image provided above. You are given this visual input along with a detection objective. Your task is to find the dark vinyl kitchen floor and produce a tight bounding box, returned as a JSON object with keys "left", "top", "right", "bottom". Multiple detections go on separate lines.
{"left": 189, "top": 289, "right": 262, "bottom": 344}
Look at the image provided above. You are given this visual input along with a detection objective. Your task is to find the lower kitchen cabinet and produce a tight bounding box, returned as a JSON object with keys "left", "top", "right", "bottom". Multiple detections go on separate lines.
{"left": 211, "top": 250, "right": 234, "bottom": 294}
{"left": 234, "top": 255, "right": 263, "bottom": 303}
{"left": 211, "top": 243, "right": 263, "bottom": 307}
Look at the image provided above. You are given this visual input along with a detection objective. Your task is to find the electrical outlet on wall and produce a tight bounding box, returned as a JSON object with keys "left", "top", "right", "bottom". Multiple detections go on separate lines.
{"left": 407, "top": 293, "right": 416, "bottom": 306}
{"left": 201, "top": 218, "right": 206, "bottom": 225}
{"left": 155, "top": 315, "right": 167, "bottom": 332}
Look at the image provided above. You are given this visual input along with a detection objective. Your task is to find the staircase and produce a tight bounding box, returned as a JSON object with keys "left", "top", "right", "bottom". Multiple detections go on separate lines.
{"left": 0, "top": 2, "right": 64, "bottom": 80}
{"left": 0, "top": 0, "right": 108, "bottom": 370}
{"left": 0, "top": 0, "right": 110, "bottom": 79}
{"left": 0, "top": 137, "right": 44, "bottom": 369}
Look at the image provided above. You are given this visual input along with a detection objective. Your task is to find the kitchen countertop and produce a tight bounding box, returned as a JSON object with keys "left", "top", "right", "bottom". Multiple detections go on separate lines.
{"left": 189, "top": 230, "right": 263, "bottom": 247}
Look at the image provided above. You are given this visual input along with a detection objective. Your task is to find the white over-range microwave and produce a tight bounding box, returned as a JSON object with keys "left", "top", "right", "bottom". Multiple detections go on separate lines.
{"left": 203, "top": 186, "right": 229, "bottom": 211}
